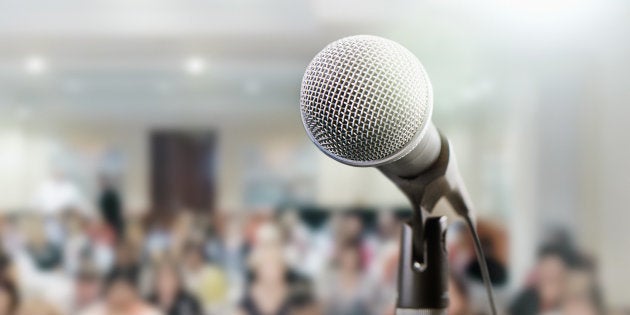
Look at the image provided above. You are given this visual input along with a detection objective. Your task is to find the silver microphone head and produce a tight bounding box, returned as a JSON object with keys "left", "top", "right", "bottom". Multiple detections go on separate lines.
{"left": 300, "top": 35, "right": 434, "bottom": 167}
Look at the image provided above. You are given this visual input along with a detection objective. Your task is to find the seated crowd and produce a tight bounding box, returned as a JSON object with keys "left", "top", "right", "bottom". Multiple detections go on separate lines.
{"left": 0, "top": 205, "right": 604, "bottom": 315}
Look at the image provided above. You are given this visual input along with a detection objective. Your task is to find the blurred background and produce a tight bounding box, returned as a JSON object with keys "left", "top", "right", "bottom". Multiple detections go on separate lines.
{"left": 0, "top": 0, "right": 628, "bottom": 314}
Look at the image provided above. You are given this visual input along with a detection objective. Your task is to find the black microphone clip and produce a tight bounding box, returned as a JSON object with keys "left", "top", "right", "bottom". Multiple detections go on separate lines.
{"left": 397, "top": 216, "right": 449, "bottom": 312}
{"left": 381, "top": 133, "right": 475, "bottom": 313}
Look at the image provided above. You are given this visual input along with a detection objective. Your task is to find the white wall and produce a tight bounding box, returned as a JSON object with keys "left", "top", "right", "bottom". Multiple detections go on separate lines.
{"left": 0, "top": 122, "right": 149, "bottom": 213}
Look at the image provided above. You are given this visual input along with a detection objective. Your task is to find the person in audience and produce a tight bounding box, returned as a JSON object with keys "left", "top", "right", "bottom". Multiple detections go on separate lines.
{"left": 145, "top": 217, "right": 175, "bottom": 262}
{"left": 561, "top": 256, "right": 603, "bottom": 315}
{"left": 0, "top": 279, "right": 19, "bottom": 315}
{"left": 279, "top": 211, "right": 311, "bottom": 274}
{"left": 24, "top": 216, "right": 63, "bottom": 271}
{"left": 204, "top": 212, "right": 246, "bottom": 287}
{"left": 370, "top": 212, "right": 401, "bottom": 315}
{"left": 236, "top": 223, "right": 314, "bottom": 315}
{"left": 335, "top": 212, "right": 374, "bottom": 272}
{"left": 181, "top": 242, "right": 228, "bottom": 312}
{"left": 321, "top": 241, "right": 375, "bottom": 315}
{"left": 168, "top": 211, "right": 198, "bottom": 259}
{"left": 85, "top": 216, "right": 116, "bottom": 273}
{"left": 61, "top": 209, "right": 90, "bottom": 275}
{"left": 148, "top": 259, "right": 203, "bottom": 315}
{"left": 0, "top": 253, "right": 16, "bottom": 285}
{"left": 113, "top": 239, "right": 141, "bottom": 275}
{"left": 562, "top": 296, "right": 599, "bottom": 315}
{"left": 448, "top": 274, "right": 472, "bottom": 315}
{"left": 509, "top": 246, "right": 568, "bottom": 315}
{"left": 290, "top": 294, "right": 323, "bottom": 315}
{"left": 73, "top": 264, "right": 103, "bottom": 313}
{"left": 336, "top": 212, "right": 364, "bottom": 246}
{"left": 80, "top": 267, "right": 162, "bottom": 315}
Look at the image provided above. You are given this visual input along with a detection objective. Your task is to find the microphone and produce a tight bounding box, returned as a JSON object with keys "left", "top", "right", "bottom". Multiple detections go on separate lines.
{"left": 300, "top": 35, "right": 498, "bottom": 315}
{"left": 300, "top": 35, "right": 440, "bottom": 178}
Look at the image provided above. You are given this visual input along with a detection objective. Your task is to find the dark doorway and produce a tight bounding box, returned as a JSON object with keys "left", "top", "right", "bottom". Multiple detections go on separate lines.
{"left": 150, "top": 130, "right": 216, "bottom": 215}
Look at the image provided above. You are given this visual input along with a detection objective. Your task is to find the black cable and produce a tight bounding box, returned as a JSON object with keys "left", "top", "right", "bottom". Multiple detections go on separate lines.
{"left": 465, "top": 215, "right": 499, "bottom": 315}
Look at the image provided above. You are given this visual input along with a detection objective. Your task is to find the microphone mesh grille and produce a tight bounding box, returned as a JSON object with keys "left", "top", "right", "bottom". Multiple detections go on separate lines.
{"left": 300, "top": 35, "right": 432, "bottom": 164}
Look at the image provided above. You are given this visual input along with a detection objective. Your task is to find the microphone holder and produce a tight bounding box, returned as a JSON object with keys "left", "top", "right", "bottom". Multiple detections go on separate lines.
{"left": 379, "top": 134, "right": 477, "bottom": 314}
{"left": 396, "top": 216, "right": 448, "bottom": 314}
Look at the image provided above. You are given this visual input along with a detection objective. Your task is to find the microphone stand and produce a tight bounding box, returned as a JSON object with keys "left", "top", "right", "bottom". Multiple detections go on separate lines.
{"left": 380, "top": 134, "right": 498, "bottom": 315}
{"left": 396, "top": 216, "right": 448, "bottom": 315}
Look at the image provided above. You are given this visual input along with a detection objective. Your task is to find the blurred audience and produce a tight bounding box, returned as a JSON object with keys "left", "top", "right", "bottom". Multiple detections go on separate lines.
{"left": 0, "top": 183, "right": 612, "bottom": 315}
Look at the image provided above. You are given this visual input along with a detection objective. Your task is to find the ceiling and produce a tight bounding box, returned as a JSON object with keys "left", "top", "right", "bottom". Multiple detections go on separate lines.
{"left": 0, "top": 0, "right": 411, "bottom": 125}
{"left": 0, "top": 0, "right": 622, "bottom": 126}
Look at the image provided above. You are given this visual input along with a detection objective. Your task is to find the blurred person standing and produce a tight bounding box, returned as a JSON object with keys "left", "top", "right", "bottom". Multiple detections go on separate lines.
{"left": 148, "top": 259, "right": 203, "bottom": 315}
{"left": 0, "top": 279, "right": 19, "bottom": 315}
{"left": 80, "top": 267, "right": 162, "bottom": 315}
{"left": 98, "top": 175, "right": 125, "bottom": 240}
{"left": 235, "top": 223, "right": 314, "bottom": 315}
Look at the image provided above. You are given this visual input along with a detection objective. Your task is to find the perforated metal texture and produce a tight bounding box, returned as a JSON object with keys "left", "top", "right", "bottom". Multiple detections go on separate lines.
{"left": 300, "top": 35, "right": 432, "bottom": 165}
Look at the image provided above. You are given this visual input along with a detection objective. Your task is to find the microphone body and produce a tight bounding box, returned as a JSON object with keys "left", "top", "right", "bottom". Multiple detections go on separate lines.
{"left": 378, "top": 122, "right": 441, "bottom": 178}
